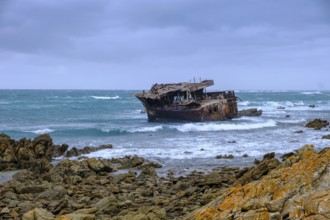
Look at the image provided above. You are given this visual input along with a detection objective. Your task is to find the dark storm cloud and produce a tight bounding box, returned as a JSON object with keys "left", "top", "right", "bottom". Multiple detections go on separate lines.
{"left": 0, "top": 0, "right": 329, "bottom": 89}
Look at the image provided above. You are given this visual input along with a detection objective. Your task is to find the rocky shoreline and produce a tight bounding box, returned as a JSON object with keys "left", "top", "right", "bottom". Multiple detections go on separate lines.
{"left": 0, "top": 118, "right": 329, "bottom": 219}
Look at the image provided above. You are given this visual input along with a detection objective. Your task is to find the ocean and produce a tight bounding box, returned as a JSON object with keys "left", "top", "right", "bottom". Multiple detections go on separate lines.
{"left": 1, "top": 90, "right": 329, "bottom": 174}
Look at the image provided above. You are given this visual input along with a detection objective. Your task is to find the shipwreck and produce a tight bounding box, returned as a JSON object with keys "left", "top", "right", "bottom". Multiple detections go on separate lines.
{"left": 135, "top": 80, "right": 239, "bottom": 122}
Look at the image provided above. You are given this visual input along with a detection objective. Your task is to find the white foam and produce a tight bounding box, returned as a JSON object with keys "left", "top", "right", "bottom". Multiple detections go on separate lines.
{"left": 128, "top": 125, "right": 163, "bottom": 133}
{"left": 264, "top": 101, "right": 281, "bottom": 107}
{"left": 294, "top": 101, "right": 304, "bottom": 106}
{"left": 276, "top": 118, "right": 306, "bottom": 124}
{"left": 239, "top": 101, "right": 250, "bottom": 106}
{"left": 301, "top": 91, "right": 322, "bottom": 95}
{"left": 26, "top": 128, "right": 54, "bottom": 134}
{"left": 172, "top": 120, "right": 277, "bottom": 132}
{"left": 0, "top": 101, "right": 10, "bottom": 105}
{"left": 90, "top": 96, "right": 120, "bottom": 100}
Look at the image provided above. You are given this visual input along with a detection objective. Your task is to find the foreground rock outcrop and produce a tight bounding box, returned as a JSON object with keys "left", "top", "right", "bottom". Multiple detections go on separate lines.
{"left": 185, "top": 145, "right": 330, "bottom": 220}
{"left": 0, "top": 133, "right": 113, "bottom": 172}
{"left": 1, "top": 134, "right": 329, "bottom": 219}
{"left": 0, "top": 134, "right": 62, "bottom": 172}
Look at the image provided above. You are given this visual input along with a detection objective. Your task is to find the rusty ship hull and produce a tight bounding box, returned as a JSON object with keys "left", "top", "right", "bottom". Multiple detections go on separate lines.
{"left": 135, "top": 80, "right": 238, "bottom": 122}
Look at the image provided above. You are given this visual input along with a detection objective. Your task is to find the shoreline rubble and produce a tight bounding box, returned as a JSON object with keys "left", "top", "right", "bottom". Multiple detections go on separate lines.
{"left": 1, "top": 129, "right": 329, "bottom": 219}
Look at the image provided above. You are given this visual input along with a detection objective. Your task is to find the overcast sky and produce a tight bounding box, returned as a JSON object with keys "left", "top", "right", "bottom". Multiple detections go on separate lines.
{"left": 0, "top": 0, "right": 329, "bottom": 90}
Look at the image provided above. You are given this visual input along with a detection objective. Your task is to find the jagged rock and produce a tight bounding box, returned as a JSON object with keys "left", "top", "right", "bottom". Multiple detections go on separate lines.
{"left": 263, "top": 152, "right": 275, "bottom": 159}
{"left": 95, "top": 195, "right": 118, "bottom": 210}
{"left": 1, "top": 207, "right": 10, "bottom": 214}
{"left": 305, "top": 119, "right": 329, "bottom": 130}
{"left": 0, "top": 134, "right": 54, "bottom": 172}
{"left": 84, "top": 158, "right": 116, "bottom": 173}
{"left": 138, "top": 165, "right": 158, "bottom": 178}
{"left": 112, "top": 155, "right": 145, "bottom": 169}
{"left": 113, "top": 206, "right": 166, "bottom": 220}
{"left": 37, "top": 186, "right": 67, "bottom": 200}
{"left": 238, "top": 108, "right": 262, "bottom": 117}
{"left": 65, "top": 147, "right": 80, "bottom": 157}
{"left": 52, "top": 144, "right": 69, "bottom": 158}
{"left": 58, "top": 213, "right": 95, "bottom": 220}
{"left": 280, "top": 152, "right": 295, "bottom": 161}
{"left": 22, "top": 208, "right": 54, "bottom": 220}
{"left": 236, "top": 156, "right": 280, "bottom": 185}
{"left": 65, "top": 144, "right": 113, "bottom": 157}
{"left": 32, "top": 134, "right": 54, "bottom": 159}
{"left": 185, "top": 145, "right": 330, "bottom": 220}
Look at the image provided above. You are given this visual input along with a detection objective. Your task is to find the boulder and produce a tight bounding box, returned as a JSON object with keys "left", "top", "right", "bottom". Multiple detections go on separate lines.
{"left": 32, "top": 134, "right": 54, "bottom": 159}
{"left": 22, "top": 208, "right": 54, "bottom": 220}
{"left": 238, "top": 108, "right": 262, "bottom": 117}
{"left": 113, "top": 155, "right": 145, "bottom": 169}
{"left": 58, "top": 213, "right": 95, "bottom": 220}
{"left": 52, "top": 144, "right": 69, "bottom": 158}
{"left": 138, "top": 165, "right": 158, "bottom": 178}
{"left": 305, "top": 119, "right": 329, "bottom": 130}
{"left": 322, "top": 134, "right": 330, "bottom": 139}
{"left": 84, "top": 158, "right": 115, "bottom": 173}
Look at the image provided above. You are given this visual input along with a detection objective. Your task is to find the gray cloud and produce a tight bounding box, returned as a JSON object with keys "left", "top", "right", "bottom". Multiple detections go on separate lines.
{"left": 0, "top": 0, "right": 329, "bottom": 89}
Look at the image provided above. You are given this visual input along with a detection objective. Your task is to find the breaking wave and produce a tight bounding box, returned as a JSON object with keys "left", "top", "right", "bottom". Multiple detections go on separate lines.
{"left": 172, "top": 120, "right": 277, "bottom": 132}
{"left": 127, "top": 126, "right": 163, "bottom": 133}
{"left": 238, "top": 101, "right": 250, "bottom": 106}
{"left": 301, "top": 91, "right": 322, "bottom": 95}
{"left": 25, "top": 128, "right": 54, "bottom": 134}
{"left": 90, "top": 96, "right": 120, "bottom": 100}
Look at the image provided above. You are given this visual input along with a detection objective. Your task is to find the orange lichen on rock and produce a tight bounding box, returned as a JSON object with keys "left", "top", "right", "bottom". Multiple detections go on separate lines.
{"left": 186, "top": 145, "right": 330, "bottom": 220}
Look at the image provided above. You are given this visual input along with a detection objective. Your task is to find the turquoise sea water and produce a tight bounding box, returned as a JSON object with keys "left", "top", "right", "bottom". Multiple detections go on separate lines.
{"left": 1, "top": 90, "right": 330, "bottom": 174}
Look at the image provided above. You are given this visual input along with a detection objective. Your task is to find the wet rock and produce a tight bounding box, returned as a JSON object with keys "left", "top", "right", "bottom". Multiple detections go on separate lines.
{"left": 65, "top": 144, "right": 113, "bottom": 158}
{"left": 238, "top": 108, "right": 262, "bottom": 117}
{"left": 215, "top": 154, "right": 234, "bottom": 159}
{"left": 293, "top": 130, "right": 303, "bottom": 134}
{"left": 309, "top": 104, "right": 316, "bottom": 108}
{"left": 65, "top": 147, "right": 80, "bottom": 157}
{"left": 280, "top": 152, "right": 295, "bottom": 161}
{"left": 305, "top": 119, "right": 329, "bottom": 130}
{"left": 242, "top": 154, "right": 248, "bottom": 158}
{"left": 322, "top": 134, "right": 330, "bottom": 139}
{"left": 52, "top": 144, "right": 69, "bottom": 158}
{"left": 263, "top": 152, "right": 275, "bottom": 160}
